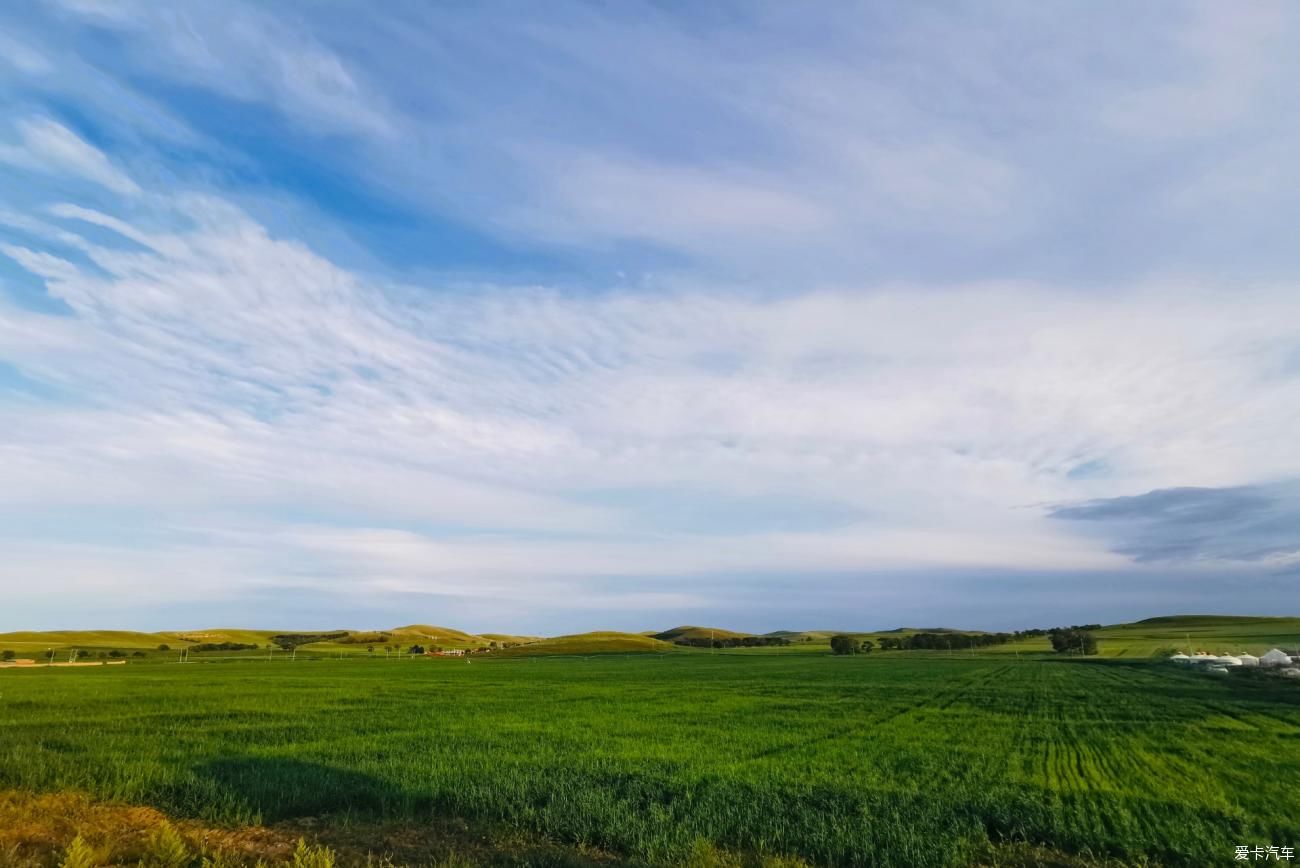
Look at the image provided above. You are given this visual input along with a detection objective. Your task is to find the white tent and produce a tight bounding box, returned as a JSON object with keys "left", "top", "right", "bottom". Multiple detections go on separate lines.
{"left": 1169, "top": 653, "right": 1189, "bottom": 662}
{"left": 1238, "top": 654, "right": 1259, "bottom": 667}
{"left": 1214, "top": 655, "right": 1242, "bottom": 666}
{"left": 1261, "top": 649, "right": 1292, "bottom": 667}
{"left": 1207, "top": 666, "right": 1230, "bottom": 676}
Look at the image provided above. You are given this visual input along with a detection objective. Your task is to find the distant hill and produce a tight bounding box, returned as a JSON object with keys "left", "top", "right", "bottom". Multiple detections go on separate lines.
{"left": 879, "top": 627, "right": 976, "bottom": 635}
{"left": 162, "top": 629, "right": 276, "bottom": 646}
{"left": 478, "top": 633, "right": 541, "bottom": 644}
{"left": 652, "top": 625, "right": 752, "bottom": 642}
{"left": 7, "top": 615, "right": 1295, "bottom": 660}
{"left": 1133, "top": 614, "right": 1295, "bottom": 627}
{"left": 390, "top": 625, "right": 484, "bottom": 645}
{"left": 500, "top": 632, "right": 674, "bottom": 656}
{"left": 0, "top": 630, "right": 178, "bottom": 651}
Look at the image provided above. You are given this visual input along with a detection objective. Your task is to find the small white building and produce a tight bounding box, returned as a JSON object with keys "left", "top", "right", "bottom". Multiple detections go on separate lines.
{"left": 1261, "top": 649, "right": 1292, "bottom": 667}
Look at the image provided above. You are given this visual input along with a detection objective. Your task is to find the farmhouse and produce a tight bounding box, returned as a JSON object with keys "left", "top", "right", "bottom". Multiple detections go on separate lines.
{"left": 1260, "top": 649, "right": 1292, "bottom": 667}
{"left": 427, "top": 648, "right": 466, "bottom": 657}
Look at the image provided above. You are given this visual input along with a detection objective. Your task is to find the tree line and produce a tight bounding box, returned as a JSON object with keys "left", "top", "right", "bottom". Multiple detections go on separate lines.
{"left": 830, "top": 625, "right": 1100, "bottom": 656}
{"left": 673, "top": 636, "right": 794, "bottom": 649}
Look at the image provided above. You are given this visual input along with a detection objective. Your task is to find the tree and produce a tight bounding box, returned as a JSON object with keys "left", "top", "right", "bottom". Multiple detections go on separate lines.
{"left": 407, "top": 644, "right": 426, "bottom": 655}
{"left": 1, "top": 650, "right": 14, "bottom": 661}
{"left": 157, "top": 644, "right": 170, "bottom": 652}
{"left": 859, "top": 639, "right": 875, "bottom": 654}
{"left": 1049, "top": 629, "right": 1098, "bottom": 656}
{"left": 830, "top": 635, "right": 863, "bottom": 655}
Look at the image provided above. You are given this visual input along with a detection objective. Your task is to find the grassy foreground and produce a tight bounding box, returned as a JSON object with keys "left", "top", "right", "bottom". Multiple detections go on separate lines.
{"left": 2, "top": 653, "right": 1298, "bottom": 867}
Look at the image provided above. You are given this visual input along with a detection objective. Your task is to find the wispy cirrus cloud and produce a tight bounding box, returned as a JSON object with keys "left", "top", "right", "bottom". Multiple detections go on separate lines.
{"left": 0, "top": 117, "right": 140, "bottom": 195}
{"left": 2, "top": 2, "right": 1300, "bottom": 630}
{"left": 3, "top": 163, "right": 1300, "bottom": 627}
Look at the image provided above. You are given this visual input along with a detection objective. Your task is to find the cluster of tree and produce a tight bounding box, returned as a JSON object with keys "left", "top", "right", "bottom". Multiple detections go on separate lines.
{"left": 338, "top": 631, "right": 394, "bottom": 645}
{"left": 270, "top": 631, "right": 348, "bottom": 650}
{"left": 877, "top": 631, "right": 1017, "bottom": 651}
{"left": 1048, "top": 628, "right": 1098, "bottom": 655}
{"left": 830, "top": 635, "right": 874, "bottom": 655}
{"left": 75, "top": 649, "right": 129, "bottom": 659}
{"left": 190, "top": 642, "right": 258, "bottom": 652}
{"left": 1, "top": 650, "right": 15, "bottom": 661}
{"left": 673, "top": 636, "right": 793, "bottom": 649}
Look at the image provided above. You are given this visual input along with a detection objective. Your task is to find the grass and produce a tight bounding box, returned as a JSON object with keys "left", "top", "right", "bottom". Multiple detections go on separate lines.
{"left": 981, "top": 615, "right": 1300, "bottom": 658}
{"left": 2, "top": 650, "right": 1298, "bottom": 867}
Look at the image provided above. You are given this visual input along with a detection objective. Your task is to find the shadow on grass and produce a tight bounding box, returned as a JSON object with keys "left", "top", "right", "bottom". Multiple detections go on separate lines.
{"left": 191, "top": 757, "right": 409, "bottom": 821}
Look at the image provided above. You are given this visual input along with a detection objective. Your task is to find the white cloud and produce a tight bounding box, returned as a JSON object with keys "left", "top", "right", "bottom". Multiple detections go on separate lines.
{"left": 49, "top": 0, "right": 396, "bottom": 139}
{"left": 0, "top": 32, "right": 52, "bottom": 74}
{"left": 4, "top": 1, "right": 1300, "bottom": 625}
{"left": 0, "top": 117, "right": 140, "bottom": 194}
{"left": 2, "top": 187, "right": 1299, "bottom": 617}
{"left": 1103, "top": 1, "right": 1296, "bottom": 139}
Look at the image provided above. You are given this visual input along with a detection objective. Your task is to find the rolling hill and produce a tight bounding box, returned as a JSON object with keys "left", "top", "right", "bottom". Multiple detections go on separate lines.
{"left": 499, "top": 632, "right": 674, "bottom": 656}
{"left": 5, "top": 615, "right": 1296, "bottom": 660}
{"left": 651, "top": 626, "right": 752, "bottom": 643}
{"left": 390, "top": 625, "right": 486, "bottom": 645}
{"left": 0, "top": 630, "right": 177, "bottom": 652}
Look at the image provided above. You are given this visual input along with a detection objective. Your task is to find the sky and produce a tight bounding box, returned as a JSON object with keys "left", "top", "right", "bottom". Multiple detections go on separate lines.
{"left": 1, "top": 1, "right": 1299, "bottom": 634}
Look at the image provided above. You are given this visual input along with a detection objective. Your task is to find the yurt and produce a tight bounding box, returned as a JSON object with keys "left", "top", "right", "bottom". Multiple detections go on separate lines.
{"left": 1206, "top": 666, "right": 1229, "bottom": 676}
{"left": 1214, "top": 655, "right": 1243, "bottom": 666}
{"left": 1261, "top": 648, "right": 1292, "bottom": 667}
{"left": 1169, "top": 653, "right": 1190, "bottom": 663}
{"left": 1238, "top": 653, "right": 1259, "bottom": 667}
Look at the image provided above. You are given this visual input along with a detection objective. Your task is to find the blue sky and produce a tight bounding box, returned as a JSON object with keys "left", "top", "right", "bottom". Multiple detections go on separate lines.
{"left": 2, "top": 1, "right": 1299, "bottom": 633}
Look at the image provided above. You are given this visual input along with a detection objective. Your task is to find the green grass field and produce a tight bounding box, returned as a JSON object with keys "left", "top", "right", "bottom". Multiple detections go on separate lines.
{"left": 2, "top": 647, "right": 1298, "bottom": 867}
{"left": 979, "top": 616, "right": 1300, "bottom": 658}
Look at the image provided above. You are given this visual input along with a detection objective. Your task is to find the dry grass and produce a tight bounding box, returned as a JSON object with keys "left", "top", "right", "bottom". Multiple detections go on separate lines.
{"left": 0, "top": 790, "right": 625, "bottom": 868}
{"left": 0, "top": 790, "right": 837, "bottom": 868}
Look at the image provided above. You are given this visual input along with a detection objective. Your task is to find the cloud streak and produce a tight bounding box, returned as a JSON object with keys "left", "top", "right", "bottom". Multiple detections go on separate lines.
{"left": 2, "top": 3, "right": 1299, "bottom": 629}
